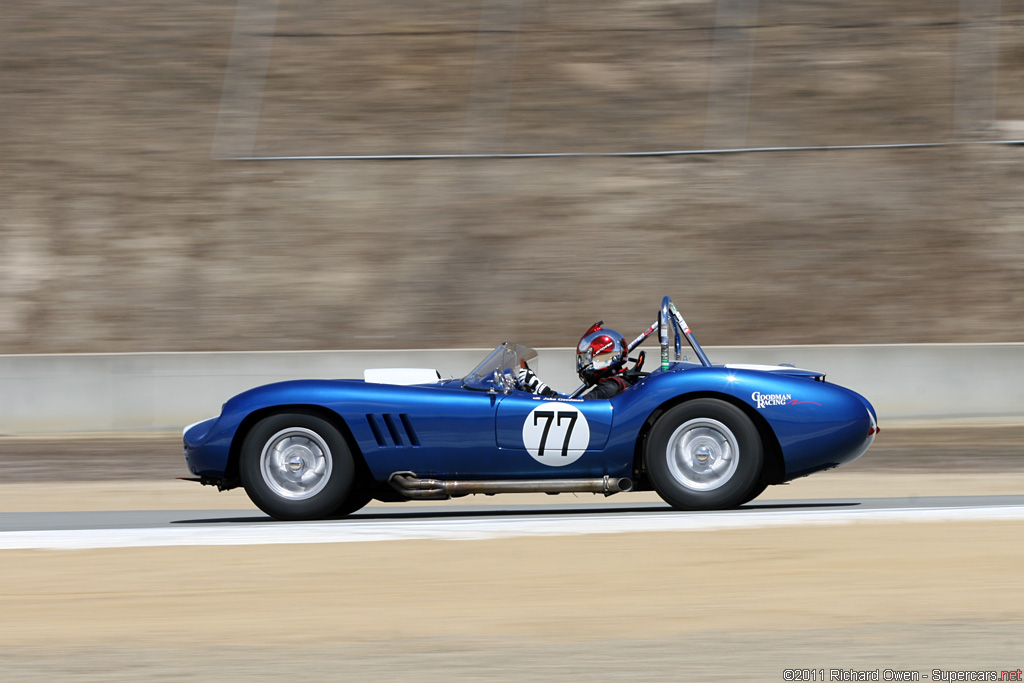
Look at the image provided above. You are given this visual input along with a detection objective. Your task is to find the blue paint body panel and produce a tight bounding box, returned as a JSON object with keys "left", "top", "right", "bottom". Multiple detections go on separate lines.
{"left": 182, "top": 354, "right": 877, "bottom": 488}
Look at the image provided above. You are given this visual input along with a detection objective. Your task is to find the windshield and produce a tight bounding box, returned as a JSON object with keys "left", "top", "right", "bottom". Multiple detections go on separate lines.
{"left": 462, "top": 343, "right": 539, "bottom": 392}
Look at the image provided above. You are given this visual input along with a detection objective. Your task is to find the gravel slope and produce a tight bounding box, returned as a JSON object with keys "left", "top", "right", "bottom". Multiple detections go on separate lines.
{"left": 2, "top": 1, "right": 1024, "bottom": 353}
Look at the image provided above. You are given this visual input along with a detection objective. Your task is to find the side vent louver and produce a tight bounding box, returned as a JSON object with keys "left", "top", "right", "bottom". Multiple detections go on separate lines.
{"left": 399, "top": 414, "right": 421, "bottom": 446}
{"left": 382, "top": 414, "right": 403, "bottom": 446}
{"left": 366, "top": 414, "right": 386, "bottom": 447}
{"left": 365, "top": 413, "right": 420, "bottom": 448}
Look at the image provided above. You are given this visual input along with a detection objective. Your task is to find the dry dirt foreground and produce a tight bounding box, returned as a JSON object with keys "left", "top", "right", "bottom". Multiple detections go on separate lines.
{"left": 1, "top": 523, "right": 1022, "bottom": 682}
{"left": 2, "top": 427, "right": 1024, "bottom": 681}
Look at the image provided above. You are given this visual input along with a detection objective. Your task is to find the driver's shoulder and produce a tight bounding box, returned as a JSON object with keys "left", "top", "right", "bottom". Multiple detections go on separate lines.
{"left": 581, "top": 377, "right": 628, "bottom": 400}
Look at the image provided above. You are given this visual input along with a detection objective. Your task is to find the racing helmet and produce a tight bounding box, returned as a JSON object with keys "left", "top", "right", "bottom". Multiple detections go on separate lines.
{"left": 576, "top": 322, "right": 628, "bottom": 384}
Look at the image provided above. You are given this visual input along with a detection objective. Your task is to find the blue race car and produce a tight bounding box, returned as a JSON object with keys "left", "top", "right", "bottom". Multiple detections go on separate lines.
{"left": 182, "top": 296, "right": 877, "bottom": 520}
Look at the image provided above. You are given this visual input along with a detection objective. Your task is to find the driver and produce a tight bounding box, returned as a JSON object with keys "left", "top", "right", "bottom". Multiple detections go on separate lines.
{"left": 517, "top": 323, "right": 640, "bottom": 400}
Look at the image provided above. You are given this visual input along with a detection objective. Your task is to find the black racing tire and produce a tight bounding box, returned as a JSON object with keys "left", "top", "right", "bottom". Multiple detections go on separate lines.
{"left": 329, "top": 487, "right": 374, "bottom": 518}
{"left": 645, "top": 399, "right": 764, "bottom": 510}
{"left": 738, "top": 482, "right": 769, "bottom": 506}
{"left": 240, "top": 413, "right": 356, "bottom": 521}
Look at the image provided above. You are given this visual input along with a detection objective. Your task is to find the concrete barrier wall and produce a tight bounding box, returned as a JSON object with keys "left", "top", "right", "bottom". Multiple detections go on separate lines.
{"left": 1, "top": 344, "right": 1021, "bottom": 434}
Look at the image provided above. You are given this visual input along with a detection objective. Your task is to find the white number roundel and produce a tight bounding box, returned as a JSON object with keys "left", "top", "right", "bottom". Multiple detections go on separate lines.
{"left": 522, "top": 402, "right": 591, "bottom": 466}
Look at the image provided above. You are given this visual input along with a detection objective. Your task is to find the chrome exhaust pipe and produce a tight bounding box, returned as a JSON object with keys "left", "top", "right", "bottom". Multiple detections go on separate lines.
{"left": 388, "top": 472, "right": 633, "bottom": 500}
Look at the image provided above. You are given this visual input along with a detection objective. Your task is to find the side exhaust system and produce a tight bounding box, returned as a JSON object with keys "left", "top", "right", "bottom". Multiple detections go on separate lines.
{"left": 389, "top": 472, "right": 633, "bottom": 500}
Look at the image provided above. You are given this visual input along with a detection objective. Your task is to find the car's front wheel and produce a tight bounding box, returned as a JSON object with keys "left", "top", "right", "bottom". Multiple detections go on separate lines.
{"left": 645, "top": 399, "right": 763, "bottom": 510}
{"left": 329, "top": 487, "right": 374, "bottom": 518}
{"left": 240, "top": 413, "right": 356, "bottom": 521}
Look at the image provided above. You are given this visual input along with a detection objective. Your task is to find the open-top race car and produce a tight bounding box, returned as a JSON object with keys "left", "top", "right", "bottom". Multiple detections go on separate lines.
{"left": 182, "top": 296, "right": 877, "bottom": 520}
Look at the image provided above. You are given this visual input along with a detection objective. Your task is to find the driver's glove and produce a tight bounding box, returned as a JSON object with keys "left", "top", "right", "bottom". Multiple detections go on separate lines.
{"left": 520, "top": 368, "right": 552, "bottom": 395}
{"left": 517, "top": 368, "right": 556, "bottom": 396}
{"left": 517, "top": 368, "right": 542, "bottom": 392}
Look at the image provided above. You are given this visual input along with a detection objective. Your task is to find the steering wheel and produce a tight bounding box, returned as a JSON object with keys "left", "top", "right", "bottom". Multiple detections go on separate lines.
{"left": 625, "top": 350, "right": 648, "bottom": 378}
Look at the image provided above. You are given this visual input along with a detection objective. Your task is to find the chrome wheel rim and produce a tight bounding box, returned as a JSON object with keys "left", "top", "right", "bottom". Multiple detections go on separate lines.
{"left": 260, "top": 427, "right": 333, "bottom": 500}
{"left": 665, "top": 418, "right": 739, "bottom": 492}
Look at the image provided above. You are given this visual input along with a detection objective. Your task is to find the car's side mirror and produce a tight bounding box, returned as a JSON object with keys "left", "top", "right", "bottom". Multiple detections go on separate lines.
{"left": 491, "top": 370, "right": 514, "bottom": 394}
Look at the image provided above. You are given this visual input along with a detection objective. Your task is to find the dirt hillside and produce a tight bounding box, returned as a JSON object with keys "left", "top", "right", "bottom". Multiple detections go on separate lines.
{"left": 3, "top": 0, "right": 1024, "bottom": 353}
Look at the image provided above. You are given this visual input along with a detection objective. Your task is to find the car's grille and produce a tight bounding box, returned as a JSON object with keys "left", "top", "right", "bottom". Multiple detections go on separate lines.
{"left": 365, "top": 413, "right": 421, "bottom": 448}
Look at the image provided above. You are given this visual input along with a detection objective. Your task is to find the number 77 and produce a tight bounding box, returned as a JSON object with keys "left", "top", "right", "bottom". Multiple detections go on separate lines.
{"left": 556, "top": 411, "right": 578, "bottom": 457}
{"left": 533, "top": 410, "right": 579, "bottom": 457}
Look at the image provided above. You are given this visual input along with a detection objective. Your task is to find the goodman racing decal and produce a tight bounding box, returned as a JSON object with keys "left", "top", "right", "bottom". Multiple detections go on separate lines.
{"left": 522, "top": 402, "right": 591, "bottom": 466}
{"left": 751, "top": 391, "right": 822, "bottom": 409}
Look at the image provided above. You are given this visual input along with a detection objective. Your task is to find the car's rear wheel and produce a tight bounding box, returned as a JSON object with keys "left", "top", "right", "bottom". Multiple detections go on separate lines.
{"left": 646, "top": 399, "right": 763, "bottom": 510}
{"left": 240, "top": 412, "right": 355, "bottom": 521}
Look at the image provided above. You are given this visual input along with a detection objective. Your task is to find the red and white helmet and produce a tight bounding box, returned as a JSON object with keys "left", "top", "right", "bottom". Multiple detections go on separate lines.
{"left": 576, "top": 322, "right": 628, "bottom": 384}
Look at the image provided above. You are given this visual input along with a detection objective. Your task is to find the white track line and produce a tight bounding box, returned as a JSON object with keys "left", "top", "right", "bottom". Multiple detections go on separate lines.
{"left": 3, "top": 505, "right": 1024, "bottom": 551}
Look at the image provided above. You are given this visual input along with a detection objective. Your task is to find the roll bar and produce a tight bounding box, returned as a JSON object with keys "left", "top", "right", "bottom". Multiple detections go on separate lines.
{"left": 568, "top": 296, "right": 712, "bottom": 397}
{"left": 659, "top": 295, "right": 712, "bottom": 369}
{"left": 625, "top": 296, "right": 712, "bottom": 368}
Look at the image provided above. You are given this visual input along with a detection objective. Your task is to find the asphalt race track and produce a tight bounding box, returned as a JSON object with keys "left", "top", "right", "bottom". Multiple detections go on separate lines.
{"left": 4, "top": 495, "right": 1024, "bottom": 550}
